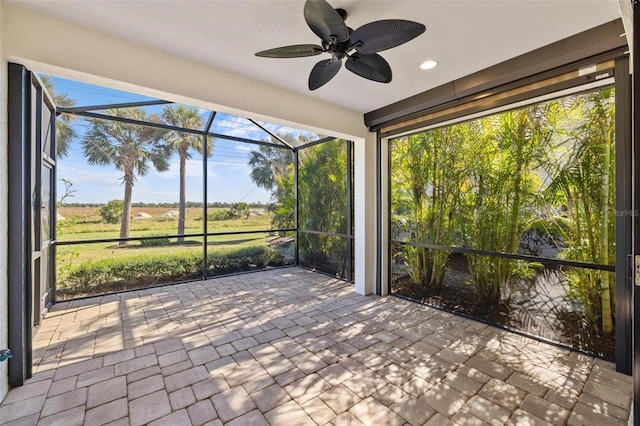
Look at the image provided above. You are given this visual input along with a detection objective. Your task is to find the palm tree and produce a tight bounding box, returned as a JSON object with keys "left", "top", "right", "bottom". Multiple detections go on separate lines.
{"left": 161, "top": 105, "right": 212, "bottom": 243}
{"left": 542, "top": 89, "right": 616, "bottom": 333}
{"left": 82, "top": 107, "right": 171, "bottom": 245}
{"left": 248, "top": 144, "right": 294, "bottom": 191}
{"left": 297, "top": 141, "right": 348, "bottom": 254}
{"left": 41, "top": 76, "right": 76, "bottom": 158}
{"left": 462, "top": 103, "right": 557, "bottom": 305}
{"left": 247, "top": 137, "right": 295, "bottom": 230}
{"left": 391, "top": 125, "right": 468, "bottom": 289}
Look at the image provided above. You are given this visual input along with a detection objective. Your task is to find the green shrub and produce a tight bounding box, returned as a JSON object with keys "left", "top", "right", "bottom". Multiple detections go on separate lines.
{"left": 208, "top": 210, "right": 235, "bottom": 221}
{"left": 97, "top": 200, "right": 124, "bottom": 224}
{"left": 229, "top": 202, "right": 250, "bottom": 219}
{"left": 207, "top": 203, "right": 251, "bottom": 221}
{"left": 140, "top": 236, "right": 171, "bottom": 247}
{"left": 60, "top": 246, "right": 286, "bottom": 297}
{"left": 205, "top": 246, "right": 285, "bottom": 276}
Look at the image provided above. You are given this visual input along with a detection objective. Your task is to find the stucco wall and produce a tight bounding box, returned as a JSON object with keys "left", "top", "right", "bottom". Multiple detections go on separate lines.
{"left": 0, "top": 0, "right": 10, "bottom": 403}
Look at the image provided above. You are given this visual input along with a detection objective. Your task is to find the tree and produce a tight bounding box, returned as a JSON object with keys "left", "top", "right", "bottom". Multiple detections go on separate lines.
{"left": 542, "top": 89, "right": 616, "bottom": 333}
{"left": 247, "top": 136, "right": 295, "bottom": 230}
{"left": 82, "top": 108, "right": 171, "bottom": 245}
{"left": 461, "top": 103, "right": 558, "bottom": 305}
{"left": 161, "top": 105, "right": 212, "bottom": 243}
{"left": 98, "top": 200, "right": 124, "bottom": 224}
{"left": 391, "top": 125, "right": 468, "bottom": 289}
{"left": 248, "top": 143, "right": 294, "bottom": 192}
{"left": 57, "top": 178, "right": 77, "bottom": 206}
{"left": 229, "top": 202, "right": 251, "bottom": 219}
{"left": 41, "top": 76, "right": 76, "bottom": 158}
{"left": 297, "top": 140, "right": 348, "bottom": 273}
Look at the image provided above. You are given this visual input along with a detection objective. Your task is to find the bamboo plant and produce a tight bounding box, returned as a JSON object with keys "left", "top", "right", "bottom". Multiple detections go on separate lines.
{"left": 391, "top": 126, "right": 468, "bottom": 289}
{"left": 541, "top": 89, "right": 616, "bottom": 333}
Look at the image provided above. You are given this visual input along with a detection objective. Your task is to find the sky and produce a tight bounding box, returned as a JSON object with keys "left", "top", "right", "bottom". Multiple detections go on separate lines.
{"left": 47, "top": 75, "right": 320, "bottom": 205}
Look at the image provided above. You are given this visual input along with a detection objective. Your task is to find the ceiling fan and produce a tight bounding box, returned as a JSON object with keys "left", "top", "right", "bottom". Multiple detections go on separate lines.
{"left": 255, "top": 0, "right": 426, "bottom": 90}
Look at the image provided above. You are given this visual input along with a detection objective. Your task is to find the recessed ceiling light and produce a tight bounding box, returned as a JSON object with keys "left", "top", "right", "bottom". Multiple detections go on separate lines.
{"left": 420, "top": 60, "right": 438, "bottom": 70}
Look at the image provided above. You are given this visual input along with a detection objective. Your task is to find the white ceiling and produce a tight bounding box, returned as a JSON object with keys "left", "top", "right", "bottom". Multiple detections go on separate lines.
{"left": 10, "top": 0, "right": 622, "bottom": 115}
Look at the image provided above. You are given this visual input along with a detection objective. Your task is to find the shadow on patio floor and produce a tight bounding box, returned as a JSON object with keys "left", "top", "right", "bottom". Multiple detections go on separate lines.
{"left": 0, "top": 267, "right": 632, "bottom": 425}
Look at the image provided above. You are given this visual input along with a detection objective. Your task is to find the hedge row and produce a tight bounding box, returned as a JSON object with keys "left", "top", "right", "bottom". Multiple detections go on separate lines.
{"left": 59, "top": 246, "right": 288, "bottom": 298}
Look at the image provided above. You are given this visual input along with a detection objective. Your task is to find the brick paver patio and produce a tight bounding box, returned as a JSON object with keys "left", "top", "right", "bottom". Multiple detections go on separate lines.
{"left": 0, "top": 268, "right": 632, "bottom": 425}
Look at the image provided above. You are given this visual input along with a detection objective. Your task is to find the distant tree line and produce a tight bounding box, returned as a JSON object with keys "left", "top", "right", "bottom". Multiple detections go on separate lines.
{"left": 60, "top": 201, "right": 267, "bottom": 209}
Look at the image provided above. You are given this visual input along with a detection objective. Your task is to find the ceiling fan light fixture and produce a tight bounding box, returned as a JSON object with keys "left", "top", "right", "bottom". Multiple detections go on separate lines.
{"left": 255, "top": 0, "right": 426, "bottom": 90}
{"left": 420, "top": 60, "right": 438, "bottom": 70}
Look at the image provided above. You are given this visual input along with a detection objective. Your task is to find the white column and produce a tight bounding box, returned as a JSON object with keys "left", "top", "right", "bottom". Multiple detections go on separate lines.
{"left": 354, "top": 132, "right": 377, "bottom": 295}
{"left": 379, "top": 137, "right": 390, "bottom": 296}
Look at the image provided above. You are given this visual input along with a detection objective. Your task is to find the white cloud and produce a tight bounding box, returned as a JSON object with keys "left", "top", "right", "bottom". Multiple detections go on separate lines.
{"left": 211, "top": 114, "right": 267, "bottom": 141}
{"left": 234, "top": 145, "right": 251, "bottom": 153}
{"left": 152, "top": 158, "right": 204, "bottom": 180}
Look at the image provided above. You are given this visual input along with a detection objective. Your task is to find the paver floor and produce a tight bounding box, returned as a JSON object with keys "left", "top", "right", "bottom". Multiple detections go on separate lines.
{"left": 0, "top": 268, "right": 632, "bottom": 425}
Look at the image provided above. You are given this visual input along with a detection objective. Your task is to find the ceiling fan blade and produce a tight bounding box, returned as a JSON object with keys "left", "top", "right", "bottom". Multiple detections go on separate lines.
{"left": 350, "top": 20, "right": 426, "bottom": 55}
{"left": 309, "top": 59, "right": 342, "bottom": 90}
{"left": 255, "top": 44, "right": 324, "bottom": 58}
{"left": 345, "top": 53, "right": 392, "bottom": 83}
{"left": 304, "top": 0, "right": 349, "bottom": 43}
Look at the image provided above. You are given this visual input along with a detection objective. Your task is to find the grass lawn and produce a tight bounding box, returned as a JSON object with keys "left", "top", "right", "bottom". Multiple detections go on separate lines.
{"left": 57, "top": 206, "right": 272, "bottom": 240}
{"left": 56, "top": 206, "right": 286, "bottom": 281}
